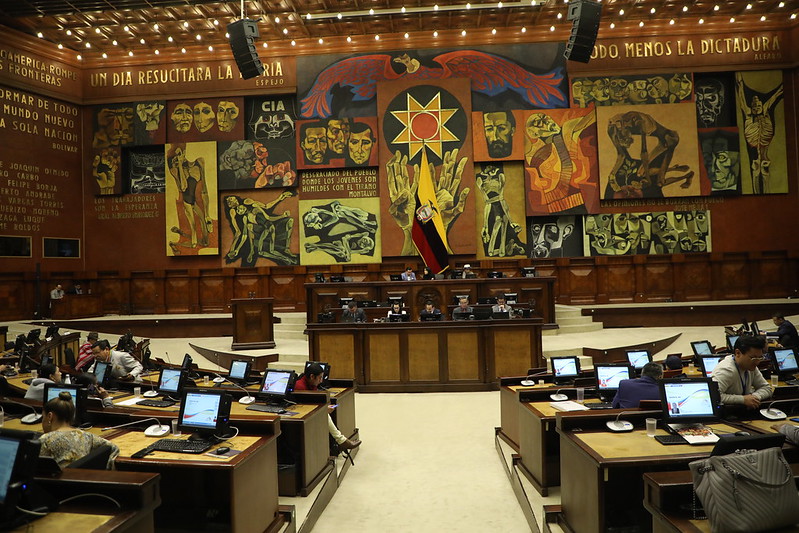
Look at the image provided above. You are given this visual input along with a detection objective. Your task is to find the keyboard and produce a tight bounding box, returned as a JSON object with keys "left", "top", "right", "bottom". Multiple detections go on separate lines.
{"left": 655, "top": 434, "right": 687, "bottom": 445}
{"left": 246, "top": 404, "right": 287, "bottom": 414}
{"left": 1, "top": 369, "right": 18, "bottom": 377}
{"left": 136, "top": 399, "right": 176, "bottom": 408}
{"left": 785, "top": 379, "right": 799, "bottom": 386}
{"left": 151, "top": 438, "right": 212, "bottom": 454}
{"left": 586, "top": 402, "right": 613, "bottom": 410}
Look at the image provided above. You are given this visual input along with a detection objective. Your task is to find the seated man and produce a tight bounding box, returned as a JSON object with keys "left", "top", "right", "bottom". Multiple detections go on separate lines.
{"left": 90, "top": 339, "right": 143, "bottom": 382}
{"left": 341, "top": 301, "right": 366, "bottom": 323}
{"left": 461, "top": 264, "right": 477, "bottom": 279}
{"left": 492, "top": 296, "right": 513, "bottom": 315}
{"left": 452, "top": 297, "right": 474, "bottom": 320}
{"left": 294, "top": 363, "right": 361, "bottom": 450}
{"left": 75, "top": 331, "right": 99, "bottom": 372}
{"left": 712, "top": 335, "right": 772, "bottom": 410}
{"left": 772, "top": 312, "right": 799, "bottom": 348}
{"left": 419, "top": 300, "right": 442, "bottom": 320}
{"left": 401, "top": 267, "right": 416, "bottom": 281}
{"left": 612, "top": 362, "right": 663, "bottom": 409}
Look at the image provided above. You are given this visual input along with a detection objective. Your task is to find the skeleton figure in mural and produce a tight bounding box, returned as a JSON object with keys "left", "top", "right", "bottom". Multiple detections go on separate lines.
{"left": 608, "top": 78, "right": 630, "bottom": 105}
{"left": 167, "top": 145, "right": 211, "bottom": 252}
{"left": 585, "top": 213, "right": 631, "bottom": 255}
{"left": 303, "top": 201, "right": 378, "bottom": 263}
{"left": 736, "top": 72, "right": 784, "bottom": 194}
{"left": 529, "top": 217, "right": 575, "bottom": 258}
{"left": 606, "top": 111, "right": 693, "bottom": 198}
{"left": 224, "top": 192, "right": 297, "bottom": 265}
{"left": 476, "top": 165, "right": 525, "bottom": 257}
{"left": 304, "top": 232, "right": 375, "bottom": 262}
{"left": 668, "top": 74, "right": 693, "bottom": 103}
{"left": 525, "top": 112, "right": 595, "bottom": 213}
{"left": 254, "top": 113, "right": 295, "bottom": 139}
{"left": 216, "top": 101, "right": 240, "bottom": 132}
{"left": 695, "top": 78, "right": 726, "bottom": 128}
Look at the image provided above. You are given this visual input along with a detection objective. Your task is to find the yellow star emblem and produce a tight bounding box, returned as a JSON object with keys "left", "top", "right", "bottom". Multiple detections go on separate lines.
{"left": 390, "top": 92, "right": 459, "bottom": 160}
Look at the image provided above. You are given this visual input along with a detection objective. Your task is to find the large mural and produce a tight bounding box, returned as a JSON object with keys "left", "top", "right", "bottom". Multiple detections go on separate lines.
{"left": 475, "top": 162, "right": 526, "bottom": 259}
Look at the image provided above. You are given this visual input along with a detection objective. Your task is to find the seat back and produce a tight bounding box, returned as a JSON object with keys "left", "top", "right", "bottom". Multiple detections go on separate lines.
{"left": 67, "top": 445, "right": 112, "bottom": 470}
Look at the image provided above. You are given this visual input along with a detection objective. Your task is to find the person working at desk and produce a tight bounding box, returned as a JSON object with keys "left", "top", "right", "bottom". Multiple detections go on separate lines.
{"left": 492, "top": 296, "right": 513, "bottom": 315}
{"left": 711, "top": 335, "right": 772, "bottom": 410}
{"left": 91, "top": 339, "right": 144, "bottom": 382}
{"left": 24, "top": 363, "right": 63, "bottom": 401}
{"left": 460, "top": 264, "right": 477, "bottom": 279}
{"left": 422, "top": 267, "right": 436, "bottom": 280}
{"left": 73, "top": 373, "right": 114, "bottom": 407}
{"left": 401, "top": 267, "right": 416, "bottom": 281}
{"left": 452, "top": 297, "right": 474, "bottom": 320}
{"left": 387, "top": 302, "right": 406, "bottom": 318}
{"left": 294, "top": 363, "right": 362, "bottom": 451}
{"left": 420, "top": 300, "right": 442, "bottom": 320}
{"left": 75, "top": 331, "right": 99, "bottom": 372}
{"left": 341, "top": 301, "right": 366, "bottom": 323}
{"left": 40, "top": 391, "right": 120, "bottom": 468}
{"left": 612, "top": 362, "right": 663, "bottom": 408}
{"left": 772, "top": 312, "right": 799, "bottom": 348}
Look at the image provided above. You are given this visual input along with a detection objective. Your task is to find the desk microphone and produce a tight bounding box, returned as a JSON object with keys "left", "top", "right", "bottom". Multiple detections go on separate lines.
{"left": 760, "top": 399, "right": 790, "bottom": 420}
{"left": 606, "top": 411, "right": 634, "bottom": 432}
{"left": 212, "top": 374, "right": 255, "bottom": 405}
{"left": 102, "top": 416, "right": 170, "bottom": 437}
{"left": 212, "top": 353, "right": 225, "bottom": 383}
{"left": 6, "top": 399, "right": 41, "bottom": 425}
{"left": 142, "top": 354, "right": 160, "bottom": 398}
{"left": 522, "top": 370, "right": 549, "bottom": 387}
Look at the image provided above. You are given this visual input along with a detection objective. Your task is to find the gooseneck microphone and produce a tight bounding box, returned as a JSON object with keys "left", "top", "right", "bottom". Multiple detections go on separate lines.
{"left": 212, "top": 373, "right": 255, "bottom": 404}
{"left": 102, "top": 416, "right": 170, "bottom": 437}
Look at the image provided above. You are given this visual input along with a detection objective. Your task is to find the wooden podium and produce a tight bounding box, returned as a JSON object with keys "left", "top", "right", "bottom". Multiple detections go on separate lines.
{"left": 231, "top": 297, "right": 276, "bottom": 350}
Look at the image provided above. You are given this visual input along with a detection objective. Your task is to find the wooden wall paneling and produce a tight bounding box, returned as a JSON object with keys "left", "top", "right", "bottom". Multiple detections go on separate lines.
{"left": 0, "top": 273, "right": 31, "bottom": 320}
{"left": 641, "top": 256, "right": 675, "bottom": 303}
{"left": 97, "top": 272, "right": 126, "bottom": 315}
{"left": 446, "top": 330, "right": 481, "bottom": 381}
{"left": 367, "top": 332, "right": 401, "bottom": 382}
{"left": 672, "top": 255, "right": 686, "bottom": 301}
{"left": 130, "top": 272, "right": 158, "bottom": 314}
{"left": 268, "top": 267, "right": 305, "bottom": 311}
{"left": 164, "top": 271, "right": 191, "bottom": 313}
{"left": 233, "top": 270, "right": 260, "bottom": 300}
{"left": 407, "top": 332, "right": 440, "bottom": 381}
{"left": 755, "top": 251, "right": 791, "bottom": 298}
{"left": 565, "top": 258, "right": 600, "bottom": 305}
{"left": 317, "top": 332, "right": 357, "bottom": 380}
{"left": 682, "top": 255, "right": 713, "bottom": 301}
{"left": 493, "top": 327, "right": 533, "bottom": 379}
{"left": 198, "top": 269, "right": 227, "bottom": 313}
{"left": 717, "top": 253, "right": 752, "bottom": 300}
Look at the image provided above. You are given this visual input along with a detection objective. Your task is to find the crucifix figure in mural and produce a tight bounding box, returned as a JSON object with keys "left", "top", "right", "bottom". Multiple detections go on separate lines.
{"left": 736, "top": 72, "right": 783, "bottom": 194}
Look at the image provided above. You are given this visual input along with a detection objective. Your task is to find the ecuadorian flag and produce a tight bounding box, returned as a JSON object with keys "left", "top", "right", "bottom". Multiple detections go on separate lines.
{"left": 411, "top": 149, "right": 449, "bottom": 274}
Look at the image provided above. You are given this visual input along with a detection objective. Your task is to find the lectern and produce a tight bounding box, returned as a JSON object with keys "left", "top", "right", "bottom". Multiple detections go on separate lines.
{"left": 231, "top": 297, "right": 276, "bottom": 350}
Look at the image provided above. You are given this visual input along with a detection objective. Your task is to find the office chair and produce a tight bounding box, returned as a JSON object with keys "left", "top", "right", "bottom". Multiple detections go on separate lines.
{"left": 67, "top": 445, "right": 113, "bottom": 470}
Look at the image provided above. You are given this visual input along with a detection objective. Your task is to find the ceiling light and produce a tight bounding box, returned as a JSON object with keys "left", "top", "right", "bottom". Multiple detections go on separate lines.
{"left": 609, "top": 22, "right": 615, "bottom": 28}
{"left": 639, "top": 21, "right": 644, "bottom": 27}
{"left": 347, "top": 35, "right": 352, "bottom": 42}
{"left": 181, "top": 47, "right": 186, "bottom": 53}
{"left": 746, "top": 3, "right": 752, "bottom": 9}
{"left": 183, "top": 21, "right": 189, "bottom": 28}
{"left": 129, "top": 50, "right": 134, "bottom": 56}
{"left": 196, "top": 34, "right": 201, "bottom": 40}
{"left": 491, "top": 28, "right": 497, "bottom": 34}
{"left": 466, "top": 2, "right": 471, "bottom": 8}
{"left": 274, "top": 17, "right": 280, "bottom": 23}
{"left": 291, "top": 40, "right": 296, "bottom": 46}
{"left": 404, "top": 32, "right": 409, "bottom": 38}
{"left": 57, "top": 43, "right": 63, "bottom": 49}
{"left": 433, "top": 30, "right": 439, "bottom": 37}
{"left": 549, "top": 25, "right": 555, "bottom": 31}
{"left": 262, "top": 41, "right": 268, "bottom": 47}
{"left": 77, "top": 54, "right": 82, "bottom": 60}
{"left": 283, "top": 28, "right": 288, "bottom": 34}
{"left": 682, "top": 5, "right": 688, "bottom": 12}
{"left": 318, "top": 38, "right": 323, "bottom": 44}
{"left": 95, "top": 28, "right": 101, "bottom": 34}
{"left": 434, "top": 4, "right": 439, "bottom": 10}
{"left": 713, "top": 5, "right": 719, "bottom": 11}
{"left": 154, "top": 49, "right": 159, "bottom": 55}
{"left": 791, "top": 13, "right": 797, "bottom": 19}
{"left": 167, "top": 36, "right": 173, "bottom": 42}
{"left": 530, "top": 0, "right": 536, "bottom": 5}
{"left": 761, "top": 15, "right": 766, "bottom": 20}
{"left": 497, "top": 1, "right": 503, "bottom": 7}
{"left": 669, "top": 19, "right": 675, "bottom": 24}
{"left": 140, "top": 38, "right": 146, "bottom": 44}
{"left": 729, "top": 17, "right": 735, "bottom": 22}
{"left": 306, "top": 13, "right": 312, "bottom": 19}
{"left": 375, "top": 34, "right": 380, "bottom": 40}
{"left": 225, "top": 32, "right": 229, "bottom": 38}
{"left": 401, "top": 6, "right": 406, "bottom": 12}
{"left": 85, "top": 42, "right": 91, "bottom": 48}
{"left": 102, "top": 52, "right": 107, "bottom": 58}
{"left": 66, "top": 29, "right": 72, "bottom": 35}
{"left": 124, "top": 26, "right": 130, "bottom": 32}
{"left": 521, "top": 26, "right": 526, "bottom": 32}
{"left": 779, "top": 1, "right": 785, "bottom": 6}
{"left": 213, "top": 19, "right": 219, "bottom": 25}
{"left": 337, "top": 13, "right": 342, "bottom": 19}
{"left": 557, "top": 12, "right": 562, "bottom": 19}
{"left": 112, "top": 39, "right": 118, "bottom": 45}
{"left": 699, "top": 18, "right": 704, "bottom": 24}
{"left": 153, "top": 23, "right": 159, "bottom": 30}
{"left": 461, "top": 29, "right": 467, "bottom": 36}
{"left": 619, "top": 9, "right": 624, "bottom": 15}
{"left": 650, "top": 7, "right": 655, "bottom": 13}
{"left": 37, "top": 32, "right": 43, "bottom": 38}
{"left": 208, "top": 45, "right": 213, "bottom": 51}
{"left": 369, "top": 8, "right": 374, "bottom": 14}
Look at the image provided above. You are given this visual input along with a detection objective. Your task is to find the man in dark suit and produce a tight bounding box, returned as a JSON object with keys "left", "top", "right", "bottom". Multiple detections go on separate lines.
{"left": 772, "top": 313, "right": 799, "bottom": 348}
{"left": 612, "top": 362, "right": 663, "bottom": 409}
{"left": 342, "top": 301, "right": 366, "bottom": 323}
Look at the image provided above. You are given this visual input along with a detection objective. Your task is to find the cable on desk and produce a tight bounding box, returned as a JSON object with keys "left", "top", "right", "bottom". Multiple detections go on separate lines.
{"left": 15, "top": 506, "right": 48, "bottom": 517}
{"left": 219, "top": 425, "right": 239, "bottom": 443}
{"left": 60, "top": 492, "right": 121, "bottom": 509}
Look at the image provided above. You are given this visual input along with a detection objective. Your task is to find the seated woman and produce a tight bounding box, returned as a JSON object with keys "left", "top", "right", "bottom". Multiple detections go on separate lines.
{"left": 40, "top": 391, "right": 120, "bottom": 468}
{"left": 24, "top": 363, "right": 62, "bottom": 401}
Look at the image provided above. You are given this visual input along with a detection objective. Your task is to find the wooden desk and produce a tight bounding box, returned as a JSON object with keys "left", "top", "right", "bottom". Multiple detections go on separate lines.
{"left": 51, "top": 294, "right": 103, "bottom": 319}
{"left": 307, "top": 318, "right": 544, "bottom": 392}
{"left": 557, "top": 412, "right": 741, "bottom": 533}
{"left": 328, "top": 381, "right": 357, "bottom": 440}
{"left": 32, "top": 332, "right": 80, "bottom": 367}
{"left": 305, "top": 277, "right": 557, "bottom": 327}
{"left": 498, "top": 377, "right": 556, "bottom": 450}
{"left": 112, "top": 431, "right": 281, "bottom": 533}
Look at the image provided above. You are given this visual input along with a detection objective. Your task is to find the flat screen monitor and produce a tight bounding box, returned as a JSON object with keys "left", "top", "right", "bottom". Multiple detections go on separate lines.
{"left": 477, "top": 297, "right": 495, "bottom": 305}
{"left": 595, "top": 363, "right": 633, "bottom": 392}
{"left": 304, "top": 361, "right": 330, "bottom": 383}
{"left": 751, "top": 321, "right": 761, "bottom": 336}
{"left": 521, "top": 267, "right": 537, "bottom": 278}
{"left": 389, "top": 274, "right": 402, "bottom": 281}
{"left": 726, "top": 335, "right": 740, "bottom": 351}
{"left": 452, "top": 294, "right": 469, "bottom": 305}
{"left": 43, "top": 383, "right": 86, "bottom": 425}
{"left": 387, "top": 296, "right": 404, "bottom": 306}
{"left": 92, "top": 360, "right": 111, "bottom": 387}
{"left": 0, "top": 429, "right": 40, "bottom": 511}
{"left": 257, "top": 369, "right": 296, "bottom": 401}
{"left": 626, "top": 350, "right": 652, "bottom": 370}
{"left": 177, "top": 388, "right": 231, "bottom": 440}
{"left": 339, "top": 297, "right": 353, "bottom": 308}
{"left": 491, "top": 311, "right": 510, "bottom": 320}
{"left": 181, "top": 354, "right": 193, "bottom": 371}
{"left": 551, "top": 356, "right": 581, "bottom": 381}
{"left": 45, "top": 325, "right": 59, "bottom": 339}
{"left": 0, "top": 437, "right": 20, "bottom": 505}
{"left": 228, "top": 360, "right": 252, "bottom": 382}
{"left": 773, "top": 348, "right": 799, "bottom": 375}
{"left": 329, "top": 275, "right": 345, "bottom": 283}
{"left": 487, "top": 271, "right": 503, "bottom": 279}
{"left": 420, "top": 314, "right": 442, "bottom": 322}
{"left": 697, "top": 355, "right": 724, "bottom": 378}
{"left": 504, "top": 293, "right": 518, "bottom": 305}
{"left": 471, "top": 307, "right": 492, "bottom": 320}
{"left": 388, "top": 313, "right": 410, "bottom": 322}
{"left": 157, "top": 368, "right": 185, "bottom": 396}
{"left": 659, "top": 378, "right": 722, "bottom": 425}
{"left": 25, "top": 329, "right": 41, "bottom": 344}
{"left": 690, "top": 341, "right": 714, "bottom": 357}
{"left": 711, "top": 433, "right": 786, "bottom": 457}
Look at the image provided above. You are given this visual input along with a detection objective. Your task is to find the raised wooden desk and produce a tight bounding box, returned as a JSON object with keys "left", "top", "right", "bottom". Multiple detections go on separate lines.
{"left": 307, "top": 318, "right": 544, "bottom": 392}
{"left": 51, "top": 294, "right": 103, "bottom": 319}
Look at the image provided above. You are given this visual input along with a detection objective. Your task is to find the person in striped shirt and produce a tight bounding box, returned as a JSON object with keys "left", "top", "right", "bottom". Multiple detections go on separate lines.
{"left": 74, "top": 331, "right": 99, "bottom": 372}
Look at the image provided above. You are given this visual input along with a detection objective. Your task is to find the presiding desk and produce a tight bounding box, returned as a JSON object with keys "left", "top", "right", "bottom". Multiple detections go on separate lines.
{"left": 51, "top": 294, "right": 103, "bottom": 319}
{"left": 307, "top": 318, "right": 544, "bottom": 392}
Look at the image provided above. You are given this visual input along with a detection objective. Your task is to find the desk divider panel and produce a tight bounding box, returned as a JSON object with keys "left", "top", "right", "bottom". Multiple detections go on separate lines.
{"left": 319, "top": 332, "right": 356, "bottom": 379}
{"left": 407, "top": 332, "right": 440, "bottom": 381}
{"left": 368, "top": 332, "right": 401, "bottom": 382}
{"left": 447, "top": 330, "right": 480, "bottom": 381}
{"left": 493, "top": 328, "right": 532, "bottom": 378}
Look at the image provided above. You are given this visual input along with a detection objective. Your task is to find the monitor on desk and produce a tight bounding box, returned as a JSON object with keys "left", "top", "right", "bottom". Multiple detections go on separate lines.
{"left": 751, "top": 321, "right": 761, "bottom": 336}
{"left": 491, "top": 311, "right": 510, "bottom": 320}
{"left": 44, "top": 325, "right": 59, "bottom": 340}
{"left": 697, "top": 355, "right": 724, "bottom": 378}
{"left": 726, "top": 335, "right": 740, "bottom": 352}
{"left": 157, "top": 367, "right": 186, "bottom": 398}
{"left": 0, "top": 428, "right": 41, "bottom": 525}
{"left": 330, "top": 275, "right": 346, "bottom": 283}
{"left": 773, "top": 348, "right": 798, "bottom": 377}
{"left": 487, "top": 271, "right": 503, "bottom": 279}
{"left": 227, "top": 360, "right": 252, "bottom": 383}
{"left": 451, "top": 270, "right": 463, "bottom": 279}
{"left": 25, "top": 329, "right": 41, "bottom": 345}
{"left": 389, "top": 274, "right": 403, "bottom": 281}
{"left": 388, "top": 313, "right": 410, "bottom": 322}
{"left": 257, "top": 369, "right": 297, "bottom": 404}
{"left": 551, "top": 356, "right": 581, "bottom": 384}
{"left": 690, "top": 340, "right": 714, "bottom": 357}
{"left": 504, "top": 293, "right": 518, "bottom": 305}
{"left": 595, "top": 363, "right": 633, "bottom": 397}
{"left": 626, "top": 350, "right": 652, "bottom": 371}
{"left": 43, "top": 383, "right": 87, "bottom": 425}
{"left": 659, "top": 377, "right": 722, "bottom": 425}
{"left": 339, "top": 297, "right": 354, "bottom": 308}
{"left": 452, "top": 294, "right": 469, "bottom": 305}
{"left": 177, "top": 388, "right": 232, "bottom": 442}
{"left": 471, "top": 307, "right": 492, "bottom": 320}
{"left": 387, "top": 296, "right": 404, "bottom": 306}
{"left": 92, "top": 360, "right": 112, "bottom": 388}
{"left": 181, "top": 354, "right": 193, "bottom": 371}
{"left": 420, "top": 314, "right": 443, "bottom": 322}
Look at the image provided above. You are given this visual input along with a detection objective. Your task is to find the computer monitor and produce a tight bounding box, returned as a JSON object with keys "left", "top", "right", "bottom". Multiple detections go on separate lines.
{"left": 389, "top": 274, "right": 403, "bottom": 281}
{"left": 330, "top": 275, "right": 345, "bottom": 283}
{"left": 387, "top": 296, "right": 404, "bottom": 306}
{"left": 626, "top": 350, "right": 652, "bottom": 370}
{"left": 697, "top": 355, "right": 724, "bottom": 378}
{"left": 314, "top": 273, "right": 326, "bottom": 283}
{"left": 711, "top": 433, "right": 786, "bottom": 456}
{"left": 157, "top": 367, "right": 186, "bottom": 398}
{"left": 304, "top": 361, "right": 330, "bottom": 384}
{"left": 92, "top": 360, "right": 112, "bottom": 387}
{"left": 257, "top": 369, "right": 297, "bottom": 403}
{"left": 451, "top": 270, "right": 463, "bottom": 279}
{"left": 477, "top": 297, "right": 495, "bottom": 305}
{"left": 751, "top": 321, "right": 761, "bottom": 336}
{"left": 177, "top": 388, "right": 232, "bottom": 442}
{"left": 491, "top": 311, "right": 510, "bottom": 320}
{"left": 726, "top": 335, "right": 740, "bottom": 352}
{"left": 551, "top": 356, "right": 581, "bottom": 384}
{"left": 503, "top": 293, "right": 518, "bottom": 305}
{"left": 43, "top": 383, "right": 87, "bottom": 425}
{"left": 339, "top": 297, "right": 354, "bottom": 308}
{"left": 772, "top": 348, "right": 799, "bottom": 377}
{"left": 487, "top": 271, "right": 503, "bottom": 279}
{"left": 388, "top": 313, "right": 410, "bottom": 322}
{"left": 521, "top": 267, "right": 537, "bottom": 278}
{"left": 471, "top": 307, "right": 492, "bottom": 320}
{"left": 452, "top": 294, "right": 469, "bottom": 305}
{"left": 0, "top": 428, "right": 41, "bottom": 522}
{"left": 25, "top": 329, "right": 41, "bottom": 345}
{"left": 44, "top": 325, "right": 59, "bottom": 340}
{"left": 594, "top": 363, "right": 633, "bottom": 397}
{"left": 227, "top": 360, "right": 252, "bottom": 383}
{"left": 181, "top": 354, "right": 193, "bottom": 371}
{"left": 420, "top": 314, "right": 443, "bottom": 322}
{"left": 690, "top": 340, "right": 714, "bottom": 357}
{"left": 659, "top": 377, "right": 722, "bottom": 425}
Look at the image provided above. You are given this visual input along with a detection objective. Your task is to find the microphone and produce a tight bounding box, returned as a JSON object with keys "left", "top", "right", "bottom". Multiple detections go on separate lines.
{"left": 212, "top": 373, "right": 255, "bottom": 405}
{"left": 521, "top": 370, "right": 549, "bottom": 387}
{"left": 550, "top": 388, "right": 572, "bottom": 402}
{"left": 606, "top": 411, "right": 634, "bottom": 432}
{"left": 760, "top": 399, "right": 791, "bottom": 420}
{"left": 212, "top": 353, "right": 225, "bottom": 383}
{"left": 102, "top": 417, "right": 170, "bottom": 437}
{"left": 5, "top": 399, "right": 41, "bottom": 425}
{"left": 142, "top": 355, "right": 160, "bottom": 398}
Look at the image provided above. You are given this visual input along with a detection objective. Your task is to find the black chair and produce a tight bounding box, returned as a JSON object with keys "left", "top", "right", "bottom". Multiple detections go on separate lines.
{"left": 67, "top": 445, "right": 112, "bottom": 470}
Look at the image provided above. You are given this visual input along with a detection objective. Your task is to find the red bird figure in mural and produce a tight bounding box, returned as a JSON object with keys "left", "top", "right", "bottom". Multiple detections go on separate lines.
{"left": 300, "top": 51, "right": 567, "bottom": 118}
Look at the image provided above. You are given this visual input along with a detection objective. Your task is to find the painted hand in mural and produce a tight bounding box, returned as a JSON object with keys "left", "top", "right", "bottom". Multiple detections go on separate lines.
{"left": 386, "top": 151, "right": 418, "bottom": 256}
{"left": 434, "top": 148, "right": 470, "bottom": 233}
{"left": 93, "top": 149, "right": 119, "bottom": 195}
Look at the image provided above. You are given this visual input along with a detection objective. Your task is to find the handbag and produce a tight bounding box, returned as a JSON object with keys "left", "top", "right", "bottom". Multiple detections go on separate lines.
{"left": 689, "top": 447, "right": 799, "bottom": 533}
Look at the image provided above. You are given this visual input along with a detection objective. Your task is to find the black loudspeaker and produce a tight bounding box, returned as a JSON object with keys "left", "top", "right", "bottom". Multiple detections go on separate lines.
{"left": 564, "top": 0, "right": 602, "bottom": 63}
{"left": 227, "top": 19, "right": 265, "bottom": 79}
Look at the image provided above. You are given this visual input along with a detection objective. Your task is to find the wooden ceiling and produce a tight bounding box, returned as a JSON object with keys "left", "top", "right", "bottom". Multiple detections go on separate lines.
{"left": 1, "top": 0, "right": 797, "bottom": 61}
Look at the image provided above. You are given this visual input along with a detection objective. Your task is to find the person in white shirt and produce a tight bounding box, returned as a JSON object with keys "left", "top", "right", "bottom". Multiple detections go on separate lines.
{"left": 91, "top": 339, "right": 143, "bottom": 382}
{"left": 401, "top": 267, "right": 416, "bottom": 281}
{"left": 50, "top": 284, "right": 65, "bottom": 300}
{"left": 386, "top": 302, "right": 407, "bottom": 317}
{"left": 492, "top": 296, "right": 513, "bottom": 315}
{"left": 711, "top": 335, "right": 772, "bottom": 409}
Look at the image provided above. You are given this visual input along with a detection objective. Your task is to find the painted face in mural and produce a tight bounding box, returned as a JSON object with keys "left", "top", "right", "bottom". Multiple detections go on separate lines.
{"left": 571, "top": 80, "right": 594, "bottom": 107}
{"left": 171, "top": 103, "right": 192, "bottom": 133}
{"left": 483, "top": 111, "right": 516, "bottom": 158}
{"left": 711, "top": 150, "right": 739, "bottom": 191}
{"left": 135, "top": 102, "right": 164, "bottom": 131}
{"left": 530, "top": 220, "right": 574, "bottom": 258}
{"left": 608, "top": 78, "right": 629, "bottom": 103}
{"left": 326, "top": 119, "right": 351, "bottom": 155}
{"left": 525, "top": 113, "right": 561, "bottom": 140}
{"left": 193, "top": 102, "right": 215, "bottom": 132}
{"left": 95, "top": 107, "right": 134, "bottom": 146}
{"left": 302, "top": 126, "right": 328, "bottom": 164}
{"left": 347, "top": 125, "right": 374, "bottom": 165}
{"left": 217, "top": 101, "right": 240, "bottom": 132}
{"left": 646, "top": 77, "right": 669, "bottom": 101}
{"left": 669, "top": 74, "right": 693, "bottom": 101}
{"left": 695, "top": 79, "right": 725, "bottom": 127}
{"left": 591, "top": 78, "right": 610, "bottom": 103}
{"left": 628, "top": 80, "right": 649, "bottom": 104}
